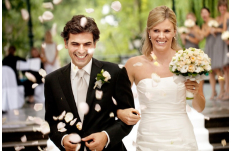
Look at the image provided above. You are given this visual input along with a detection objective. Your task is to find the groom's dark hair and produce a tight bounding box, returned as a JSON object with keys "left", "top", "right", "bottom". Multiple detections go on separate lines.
{"left": 61, "top": 15, "right": 100, "bottom": 43}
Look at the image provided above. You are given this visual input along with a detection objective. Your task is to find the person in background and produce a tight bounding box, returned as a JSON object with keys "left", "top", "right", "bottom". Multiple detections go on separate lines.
{"left": 180, "top": 12, "right": 202, "bottom": 49}
{"left": 2, "top": 45, "right": 26, "bottom": 85}
{"left": 41, "top": 31, "right": 60, "bottom": 74}
{"left": 24, "top": 47, "right": 44, "bottom": 103}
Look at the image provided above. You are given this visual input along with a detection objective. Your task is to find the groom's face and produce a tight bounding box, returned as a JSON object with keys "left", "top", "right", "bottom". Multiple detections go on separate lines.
{"left": 65, "top": 32, "right": 96, "bottom": 69}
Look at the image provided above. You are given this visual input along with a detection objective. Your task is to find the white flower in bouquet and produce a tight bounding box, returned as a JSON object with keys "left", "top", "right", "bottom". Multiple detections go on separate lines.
{"left": 221, "top": 31, "right": 229, "bottom": 40}
{"left": 184, "top": 19, "right": 195, "bottom": 28}
{"left": 169, "top": 47, "right": 211, "bottom": 100}
{"left": 178, "top": 27, "right": 189, "bottom": 34}
{"left": 208, "top": 20, "right": 219, "bottom": 28}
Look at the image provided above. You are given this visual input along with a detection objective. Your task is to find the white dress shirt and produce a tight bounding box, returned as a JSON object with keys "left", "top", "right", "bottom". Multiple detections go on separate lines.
{"left": 61, "top": 59, "right": 110, "bottom": 149}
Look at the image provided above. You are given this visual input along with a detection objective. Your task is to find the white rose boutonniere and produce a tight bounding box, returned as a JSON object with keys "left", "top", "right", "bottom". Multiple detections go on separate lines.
{"left": 94, "top": 69, "right": 111, "bottom": 89}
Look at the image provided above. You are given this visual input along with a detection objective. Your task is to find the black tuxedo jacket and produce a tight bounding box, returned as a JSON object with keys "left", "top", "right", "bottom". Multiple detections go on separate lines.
{"left": 45, "top": 58, "right": 134, "bottom": 151}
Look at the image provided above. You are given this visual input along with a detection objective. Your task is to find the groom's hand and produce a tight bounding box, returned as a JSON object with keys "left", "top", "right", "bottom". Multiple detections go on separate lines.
{"left": 82, "top": 132, "right": 107, "bottom": 151}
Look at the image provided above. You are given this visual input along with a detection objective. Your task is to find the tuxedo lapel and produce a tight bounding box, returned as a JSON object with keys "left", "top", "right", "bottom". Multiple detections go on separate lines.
{"left": 58, "top": 63, "right": 80, "bottom": 121}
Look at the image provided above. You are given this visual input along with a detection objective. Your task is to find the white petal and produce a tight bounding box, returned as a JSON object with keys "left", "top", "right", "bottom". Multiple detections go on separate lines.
{"left": 112, "top": 97, "right": 117, "bottom": 105}
{"left": 42, "top": 2, "right": 53, "bottom": 9}
{"left": 88, "top": 48, "right": 95, "bottom": 54}
{"left": 133, "top": 62, "right": 143, "bottom": 67}
{"left": 25, "top": 72, "right": 37, "bottom": 83}
{"left": 42, "top": 78, "right": 45, "bottom": 83}
{"left": 58, "top": 127, "right": 67, "bottom": 132}
{"left": 53, "top": 0, "right": 62, "bottom": 5}
{"left": 21, "top": 9, "right": 29, "bottom": 21}
{"left": 5, "top": 0, "right": 11, "bottom": 10}
{"left": 38, "top": 16, "right": 44, "bottom": 23}
{"left": 118, "top": 64, "right": 124, "bottom": 69}
{"left": 33, "top": 117, "right": 44, "bottom": 125}
{"left": 14, "top": 109, "right": 19, "bottom": 115}
{"left": 80, "top": 17, "right": 87, "bottom": 28}
{"left": 57, "top": 122, "right": 66, "bottom": 130}
{"left": 21, "top": 135, "right": 27, "bottom": 142}
{"left": 109, "top": 112, "right": 114, "bottom": 118}
{"left": 32, "top": 141, "right": 38, "bottom": 145}
{"left": 76, "top": 122, "right": 82, "bottom": 130}
{"left": 39, "top": 69, "right": 47, "bottom": 77}
{"left": 59, "top": 110, "right": 66, "bottom": 120}
{"left": 111, "top": 1, "right": 122, "bottom": 12}
{"left": 42, "top": 11, "right": 54, "bottom": 21}
{"left": 221, "top": 139, "right": 227, "bottom": 147}
{"left": 40, "top": 121, "right": 50, "bottom": 135}
{"left": 64, "top": 112, "right": 74, "bottom": 123}
{"left": 57, "top": 44, "right": 63, "bottom": 51}
{"left": 34, "top": 103, "right": 43, "bottom": 111}
{"left": 14, "top": 146, "right": 25, "bottom": 151}
{"left": 38, "top": 146, "right": 43, "bottom": 151}
{"left": 204, "top": 116, "right": 210, "bottom": 120}
{"left": 53, "top": 116, "right": 58, "bottom": 121}
{"left": 41, "top": 43, "right": 46, "bottom": 49}
{"left": 32, "top": 83, "right": 39, "bottom": 89}
{"left": 69, "top": 133, "right": 81, "bottom": 144}
{"left": 95, "top": 104, "right": 101, "bottom": 112}
{"left": 70, "top": 118, "right": 77, "bottom": 126}
{"left": 95, "top": 90, "right": 103, "bottom": 100}
{"left": 79, "top": 102, "right": 89, "bottom": 115}
{"left": 186, "top": 104, "right": 191, "bottom": 112}
{"left": 85, "top": 8, "right": 94, "bottom": 13}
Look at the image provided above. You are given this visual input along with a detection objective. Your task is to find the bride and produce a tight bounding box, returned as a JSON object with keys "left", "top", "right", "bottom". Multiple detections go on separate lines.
{"left": 117, "top": 6, "right": 205, "bottom": 151}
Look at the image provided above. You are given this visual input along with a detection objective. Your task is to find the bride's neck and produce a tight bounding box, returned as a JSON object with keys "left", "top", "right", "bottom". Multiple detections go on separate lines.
{"left": 152, "top": 49, "right": 175, "bottom": 65}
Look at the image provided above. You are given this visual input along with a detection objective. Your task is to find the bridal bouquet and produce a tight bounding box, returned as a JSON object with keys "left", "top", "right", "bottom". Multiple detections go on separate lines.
{"left": 184, "top": 19, "right": 195, "bottom": 28}
{"left": 169, "top": 47, "right": 211, "bottom": 100}
{"left": 221, "top": 31, "right": 229, "bottom": 40}
{"left": 178, "top": 27, "right": 189, "bottom": 34}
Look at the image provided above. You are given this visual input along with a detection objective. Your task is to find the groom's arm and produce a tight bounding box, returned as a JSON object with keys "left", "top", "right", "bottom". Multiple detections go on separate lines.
{"left": 105, "top": 67, "right": 135, "bottom": 148}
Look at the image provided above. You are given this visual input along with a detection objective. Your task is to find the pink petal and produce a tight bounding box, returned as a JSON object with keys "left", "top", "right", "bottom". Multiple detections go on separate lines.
{"left": 69, "top": 133, "right": 81, "bottom": 143}
{"left": 57, "top": 122, "right": 66, "bottom": 130}
{"left": 42, "top": 11, "right": 54, "bottom": 21}
{"left": 28, "top": 116, "right": 34, "bottom": 121}
{"left": 5, "top": 0, "right": 11, "bottom": 10}
{"left": 112, "top": 97, "right": 117, "bottom": 105}
{"left": 41, "top": 43, "right": 46, "bottom": 49}
{"left": 58, "top": 110, "right": 66, "bottom": 120}
{"left": 133, "top": 62, "right": 143, "bottom": 67}
{"left": 34, "top": 103, "right": 43, "bottom": 111}
{"left": 14, "top": 109, "right": 19, "bottom": 115}
{"left": 64, "top": 112, "right": 74, "bottom": 123}
{"left": 79, "top": 102, "right": 89, "bottom": 115}
{"left": 33, "top": 117, "right": 44, "bottom": 125}
{"left": 21, "top": 135, "right": 27, "bottom": 142}
{"left": 53, "top": 0, "right": 62, "bottom": 5}
{"left": 80, "top": 17, "right": 87, "bottom": 28}
{"left": 70, "top": 118, "right": 77, "bottom": 126}
{"left": 95, "top": 90, "right": 103, "bottom": 100}
{"left": 32, "top": 141, "right": 38, "bottom": 145}
{"left": 32, "top": 83, "right": 38, "bottom": 89}
{"left": 111, "top": 1, "right": 122, "bottom": 12}
{"left": 40, "top": 121, "right": 50, "bottom": 135}
{"left": 85, "top": 8, "right": 94, "bottom": 13}
{"left": 39, "top": 69, "right": 47, "bottom": 77}
{"left": 58, "top": 127, "right": 67, "bottom": 132}
{"left": 14, "top": 146, "right": 25, "bottom": 151}
{"left": 53, "top": 116, "right": 58, "bottom": 121}
{"left": 88, "top": 48, "right": 95, "bottom": 54}
{"left": 109, "top": 112, "right": 114, "bottom": 118}
{"left": 95, "top": 104, "right": 101, "bottom": 112}
{"left": 21, "top": 9, "right": 29, "bottom": 21}
{"left": 76, "top": 122, "right": 82, "bottom": 130}
{"left": 25, "top": 72, "right": 36, "bottom": 83}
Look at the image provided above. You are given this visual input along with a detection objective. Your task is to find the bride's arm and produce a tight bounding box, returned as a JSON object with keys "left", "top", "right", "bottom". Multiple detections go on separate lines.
{"left": 117, "top": 58, "right": 141, "bottom": 125}
{"left": 185, "top": 80, "right": 205, "bottom": 112}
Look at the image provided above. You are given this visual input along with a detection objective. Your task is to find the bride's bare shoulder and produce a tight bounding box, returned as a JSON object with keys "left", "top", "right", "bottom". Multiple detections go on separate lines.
{"left": 126, "top": 55, "right": 146, "bottom": 66}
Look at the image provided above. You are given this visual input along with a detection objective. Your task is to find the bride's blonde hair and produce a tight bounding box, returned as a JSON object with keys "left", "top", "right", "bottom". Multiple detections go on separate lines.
{"left": 142, "top": 6, "right": 181, "bottom": 59}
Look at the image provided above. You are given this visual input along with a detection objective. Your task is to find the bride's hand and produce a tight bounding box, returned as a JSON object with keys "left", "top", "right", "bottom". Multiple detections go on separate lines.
{"left": 185, "top": 80, "right": 199, "bottom": 94}
{"left": 117, "top": 108, "right": 141, "bottom": 125}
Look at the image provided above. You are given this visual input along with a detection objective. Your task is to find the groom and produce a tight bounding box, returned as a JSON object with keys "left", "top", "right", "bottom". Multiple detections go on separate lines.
{"left": 44, "top": 15, "right": 135, "bottom": 151}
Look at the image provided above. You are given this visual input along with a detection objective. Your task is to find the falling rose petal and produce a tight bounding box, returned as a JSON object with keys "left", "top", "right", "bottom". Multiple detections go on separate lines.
{"left": 14, "top": 110, "right": 19, "bottom": 115}
{"left": 33, "top": 117, "right": 44, "bottom": 125}
{"left": 145, "top": 92, "right": 151, "bottom": 100}
{"left": 221, "top": 139, "right": 227, "bottom": 147}
{"left": 70, "top": 118, "right": 77, "bottom": 126}
{"left": 133, "top": 62, "right": 143, "bottom": 67}
{"left": 34, "top": 103, "right": 43, "bottom": 111}
{"left": 64, "top": 112, "right": 74, "bottom": 123}
{"left": 95, "top": 90, "right": 103, "bottom": 100}
{"left": 42, "top": 11, "right": 54, "bottom": 21}
{"left": 40, "top": 121, "right": 50, "bottom": 135}
{"left": 59, "top": 110, "right": 66, "bottom": 120}
{"left": 32, "top": 83, "right": 38, "bottom": 89}
{"left": 42, "top": 2, "right": 53, "bottom": 9}
{"left": 14, "top": 146, "right": 25, "bottom": 151}
{"left": 88, "top": 48, "right": 95, "bottom": 54}
{"left": 69, "top": 133, "right": 81, "bottom": 143}
{"left": 32, "top": 141, "right": 38, "bottom": 145}
{"left": 21, "top": 9, "right": 29, "bottom": 21}
{"left": 112, "top": 97, "right": 117, "bottom": 105}
{"left": 76, "top": 122, "right": 82, "bottom": 130}
{"left": 80, "top": 17, "right": 87, "bottom": 28}
{"left": 5, "top": 0, "right": 11, "bottom": 10}
{"left": 204, "top": 116, "right": 210, "bottom": 120}
{"left": 151, "top": 73, "right": 161, "bottom": 83}
{"left": 76, "top": 144, "right": 81, "bottom": 151}
{"left": 21, "top": 135, "right": 27, "bottom": 142}
{"left": 53, "top": 116, "right": 58, "bottom": 121}
{"left": 140, "top": 105, "right": 147, "bottom": 110}
{"left": 95, "top": 104, "right": 101, "bottom": 112}
{"left": 41, "top": 43, "right": 46, "bottom": 49}
{"left": 38, "top": 16, "right": 44, "bottom": 23}
{"left": 85, "top": 8, "right": 94, "bottom": 13}
{"left": 57, "top": 122, "right": 66, "bottom": 130}
{"left": 118, "top": 64, "right": 124, "bottom": 69}
{"left": 109, "top": 112, "right": 114, "bottom": 118}
{"left": 33, "top": 126, "right": 40, "bottom": 132}
{"left": 38, "top": 146, "right": 43, "bottom": 151}
{"left": 218, "top": 76, "right": 225, "bottom": 80}
{"left": 132, "top": 141, "right": 137, "bottom": 147}
{"left": 39, "top": 69, "right": 47, "bottom": 77}
{"left": 57, "top": 44, "right": 63, "bottom": 51}
{"left": 186, "top": 104, "right": 191, "bottom": 112}
{"left": 153, "top": 61, "right": 160, "bottom": 66}
{"left": 79, "top": 102, "right": 89, "bottom": 115}
{"left": 53, "top": 0, "right": 62, "bottom": 5}
{"left": 28, "top": 116, "right": 34, "bottom": 121}
{"left": 42, "top": 78, "right": 45, "bottom": 83}
{"left": 25, "top": 72, "right": 36, "bottom": 83}
{"left": 111, "top": 1, "right": 122, "bottom": 12}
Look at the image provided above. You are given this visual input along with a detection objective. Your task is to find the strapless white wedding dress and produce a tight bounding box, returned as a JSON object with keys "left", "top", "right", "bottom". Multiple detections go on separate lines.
{"left": 136, "top": 77, "right": 198, "bottom": 151}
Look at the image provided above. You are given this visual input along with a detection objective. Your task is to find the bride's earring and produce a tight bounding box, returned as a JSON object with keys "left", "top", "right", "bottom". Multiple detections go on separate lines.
{"left": 149, "top": 35, "right": 151, "bottom": 40}
{"left": 174, "top": 36, "right": 176, "bottom": 40}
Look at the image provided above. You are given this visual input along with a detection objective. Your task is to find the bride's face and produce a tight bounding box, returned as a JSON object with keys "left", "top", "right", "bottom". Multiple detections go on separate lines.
{"left": 149, "top": 19, "right": 176, "bottom": 52}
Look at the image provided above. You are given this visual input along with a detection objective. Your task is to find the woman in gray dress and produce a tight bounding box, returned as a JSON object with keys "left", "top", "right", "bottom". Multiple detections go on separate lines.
{"left": 201, "top": 7, "right": 225, "bottom": 100}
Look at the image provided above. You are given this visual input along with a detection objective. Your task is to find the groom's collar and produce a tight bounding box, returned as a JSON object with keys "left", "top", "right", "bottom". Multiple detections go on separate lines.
{"left": 71, "top": 59, "right": 92, "bottom": 80}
